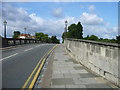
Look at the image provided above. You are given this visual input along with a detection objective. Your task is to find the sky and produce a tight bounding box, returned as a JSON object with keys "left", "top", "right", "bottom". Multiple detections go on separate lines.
{"left": 1, "top": 2, "right": 119, "bottom": 41}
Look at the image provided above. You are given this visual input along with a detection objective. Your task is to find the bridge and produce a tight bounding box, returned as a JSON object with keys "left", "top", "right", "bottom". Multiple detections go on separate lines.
{"left": 0, "top": 38, "right": 120, "bottom": 89}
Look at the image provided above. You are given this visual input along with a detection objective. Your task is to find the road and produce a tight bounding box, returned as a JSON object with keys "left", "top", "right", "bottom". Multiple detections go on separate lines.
{"left": 1, "top": 44, "right": 55, "bottom": 88}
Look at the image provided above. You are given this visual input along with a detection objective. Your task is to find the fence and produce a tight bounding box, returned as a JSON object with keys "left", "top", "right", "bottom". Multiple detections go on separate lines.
{"left": 1, "top": 38, "right": 41, "bottom": 48}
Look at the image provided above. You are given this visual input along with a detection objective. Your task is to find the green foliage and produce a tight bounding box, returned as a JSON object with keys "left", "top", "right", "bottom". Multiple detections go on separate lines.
{"left": 67, "top": 24, "right": 77, "bottom": 38}
{"left": 35, "top": 32, "right": 44, "bottom": 40}
{"left": 99, "top": 38, "right": 117, "bottom": 43}
{"left": 62, "top": 21, "right": 83, "bottom": 42}
{"left": 13, "top": 31, "right": 21, "bottom": 39}
{"left": 51, "top": 36, "right": 60, "bottom": 44}
{"left": 87, "top": 35, "right": 99, "bottom": 41}
{"left": 116, "top": 35, "right": 120, "bottom": 40}
{"left": 62, "top": 32, "right": 68, "bottom": 43}
{"left": 67, "top": 22, "right": 83, "bottom": 39}
{"left": 84, "top": 35, "right": 120, "bottom": 43}
{"left": 41, "top": 34, "right": 49, "bottom": 42}
{"left": 116, "top": 35, "right": 120, "bottom": 43}
{"left": 62, "top": 21, "right": 119, "bottom": 44}
{"left": 76, "top": 22, "right": 83, "bottom": 39}
{"left": 84, "top": 35, "right": 90, "bottom": 40}
{"left": 35, "top": 32, "right": 60, "bottom": 44}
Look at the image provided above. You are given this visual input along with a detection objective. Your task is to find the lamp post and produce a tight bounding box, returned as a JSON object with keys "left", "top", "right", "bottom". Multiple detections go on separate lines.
{"left": 24, "top": 27, "right": 27, "bottom": 34}
{"left": 64, "top": 20, "right": 68, "bottom": 39}
{"left": 3, "top": 20, "right": 7, "bottom": 38}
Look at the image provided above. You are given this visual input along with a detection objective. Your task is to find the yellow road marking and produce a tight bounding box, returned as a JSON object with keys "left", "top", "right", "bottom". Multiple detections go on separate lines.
{"left": 22, "top": 45, "right": 58, "bottom": 89}
{"left": 29, "top": 58, "right": 46, "bottom": 88}
{"left": 28, "top": 45, "right": 58, "bottom": 89}
{"left": 22, "top": 55, "right": 45, "bottom": 89}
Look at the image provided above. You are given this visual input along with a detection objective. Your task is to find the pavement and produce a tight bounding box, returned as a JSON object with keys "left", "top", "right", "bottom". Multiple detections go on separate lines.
{"left": 36, "top": 44, "right": 118, "bottom": 89}
{"left": 1, "top": 43, "right": 55, "bottom": 88}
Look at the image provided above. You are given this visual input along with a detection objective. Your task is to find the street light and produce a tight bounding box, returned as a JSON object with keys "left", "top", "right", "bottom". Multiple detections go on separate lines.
{"left": 24, "top": 27, "right": 27, "bottom": 34}
{"left": 65, "top": 20, "right": 68, "bottom": 30}
{"left": 3, "top": 20, "right": 7, "bottom": 38}
{"left": 64, "top": 20, "right": 68, "bottom": 39}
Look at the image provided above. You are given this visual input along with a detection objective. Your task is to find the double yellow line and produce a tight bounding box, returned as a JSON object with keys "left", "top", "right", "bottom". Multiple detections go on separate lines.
{"left": 22, "top": 45, "right": 58, "bottom": 89}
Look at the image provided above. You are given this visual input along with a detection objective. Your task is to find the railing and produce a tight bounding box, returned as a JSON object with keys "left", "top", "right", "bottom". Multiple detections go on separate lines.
{"left": 1, "top": 38, "right": 42, "bottom": 48}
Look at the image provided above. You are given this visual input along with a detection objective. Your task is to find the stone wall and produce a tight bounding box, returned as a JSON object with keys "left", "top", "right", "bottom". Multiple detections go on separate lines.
{"left": 64, "top": 38, "right": 120, "bottom": 87}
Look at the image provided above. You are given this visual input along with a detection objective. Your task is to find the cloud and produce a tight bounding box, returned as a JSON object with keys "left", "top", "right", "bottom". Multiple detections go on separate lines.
{"left": 52, "top": 8, "right": 63, "bottom": 18}
{"left": 80, "top": 12, "right": 104, "bottom": 25}
{"left": 88, "top": 5, "right": 95, "bottom": 11}
{"left": 1, "top": 4, "right": 67, "bottom": 38}
{"left": 79, "top": 12, "right": 118, "bottom": 39}
{"left": 1, "top": 3, "right": 118, "bottom": 41}
{"left": 83, "top": 26, "right": 118, "bottom": 39}
{"left": 2, "top": 4, "right": 31, "bottom": 22}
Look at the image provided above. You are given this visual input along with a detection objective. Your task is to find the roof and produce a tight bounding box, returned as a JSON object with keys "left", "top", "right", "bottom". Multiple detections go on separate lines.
{"left": 20, "top": 34, "right": 31, "bottom": 37}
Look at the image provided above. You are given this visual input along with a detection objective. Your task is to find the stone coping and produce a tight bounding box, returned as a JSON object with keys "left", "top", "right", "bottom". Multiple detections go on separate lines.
{"left": 66, "top": 38, "right": 120, "bottom": 48}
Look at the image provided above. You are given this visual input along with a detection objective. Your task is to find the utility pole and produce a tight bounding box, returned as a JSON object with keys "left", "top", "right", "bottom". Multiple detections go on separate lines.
{"left": 3, "top": 20, "right": 7, "bottom": 38}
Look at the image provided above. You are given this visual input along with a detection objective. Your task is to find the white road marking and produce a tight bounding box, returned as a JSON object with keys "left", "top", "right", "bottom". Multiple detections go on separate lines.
{"left": 35, "top": 45, "right": 41, "bottom": 47}
{"left": 35, "top": 46, "right": 38, "bottom": 47}
{"left": 24, "top": 48, "right": 33, "bottom": 52}
{"left": 0, "top": 53, "right": 18, "bottom": 61}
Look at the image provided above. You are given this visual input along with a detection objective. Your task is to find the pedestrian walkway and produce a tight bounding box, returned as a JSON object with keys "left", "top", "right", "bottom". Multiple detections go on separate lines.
{"left": 36, "top": 44, "right": 117, "bottom": 89}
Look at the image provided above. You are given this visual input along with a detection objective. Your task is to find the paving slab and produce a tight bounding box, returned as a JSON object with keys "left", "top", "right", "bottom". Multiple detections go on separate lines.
{"left": 73, "top": 66, "right": 84, "bottom": 70}
{"left": 63, "top": 73, "right": 72, "bottom": 78}
{"left": 52, "top": 78, "right": 75, "bottom": 85}
{"left": 65, "top": 85, "right": 87, "bottom": 88}
{"left": 52, "top": 74, "right": 64, "bottom": 79}
{"left": 51, "top": 85, "right": 66, "bottom": 88}
{"left": 79, "top": 73, "right": 99, "bottom": 78}
{"left": 36, "top": 44, "right": 118, "bottom": 89}
{"left": 86, "top": 84, "right": 112, "bottom": 88}
{"left": 50, "top": 45, "right": 116, "bottom": 88}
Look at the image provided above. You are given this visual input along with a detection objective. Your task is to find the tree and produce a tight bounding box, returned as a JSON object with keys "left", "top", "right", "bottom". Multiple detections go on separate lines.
{"left": 51, "top": 36, "right": 60, "bottom": 44}
{"left": 67, "top": 24, "right": 76, "bottom": 38}
{"left": 47, "top": 37, "right": 52, "bottom": 43}
{"left": 13, "top": 31, "right": 21, "bottom": 39}
{"left": 66, "top": 22, "right": 83, "bottom": 39}
{"left": 88, "top": 35, "right": 99, "bottom": 41}
{"left": 116, "top": 35, "right": 120, "bottom": 43}
{"left": 99, "top": 38, "right": 103, "bottom": 40}
{"left": 35, "top": 32, "right": 44, "bottom": 40}
{"left": 62, "top": 32, "right": 68, "bottom": 43}
{"left": 84, "top": 35, "right": 89, "bottom": 40}
{"left": 116, "top": 35, "right": 120, "bottom": 41}
{"left": 35, "top": 32, "right": 60, "bottom": 44}
{"left": 41, "top": 34, "right": 49, "bottom": 42}
{"left": 76, "top": 22, "right": 83, "bottom": 39}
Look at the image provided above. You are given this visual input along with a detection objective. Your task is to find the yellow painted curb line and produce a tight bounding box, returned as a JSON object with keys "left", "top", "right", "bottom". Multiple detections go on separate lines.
{"left": 29, "top": 58, "right": 46, "bottom": 88}
{"left": 21, "top": 44, "right": 58, "bottom": 89}
{"left": 22, "top": 53, "right": 46, "bottom": 89}
{"left": 29, "top": 45, "right": 58, "bottom": 89}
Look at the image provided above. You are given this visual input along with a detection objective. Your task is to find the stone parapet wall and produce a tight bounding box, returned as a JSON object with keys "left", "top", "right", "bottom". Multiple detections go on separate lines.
{"left": 64, "top": 38, "right": 120, "bottom": 87}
